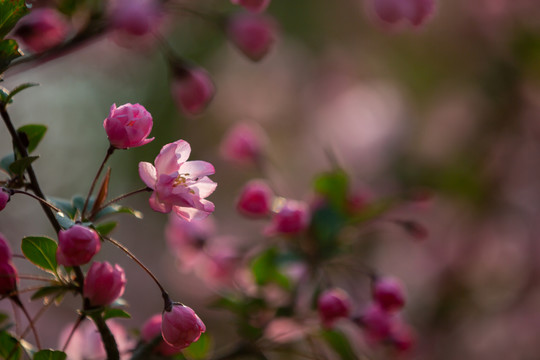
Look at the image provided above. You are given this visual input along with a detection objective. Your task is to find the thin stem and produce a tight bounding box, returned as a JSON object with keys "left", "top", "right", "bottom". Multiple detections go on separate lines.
{"left": 89, "top": 186, "right": 151, "bottom": 219}
{"left": 8, "top": 189, "right": 62, "bottom": 213}
{"left": 20, "top": 301, "right": 54, "bottom": 340}
{"left": 62, "top": 315, "right": 85, "bottom": 352}
{"left": 11, "top": 296, "right": 41, "bottom": 350}
{"left": 82, "top": 145, "right": 115, "bottom": 218}
{"left": 16, "top": 274, "right": 56, "bottom": 282}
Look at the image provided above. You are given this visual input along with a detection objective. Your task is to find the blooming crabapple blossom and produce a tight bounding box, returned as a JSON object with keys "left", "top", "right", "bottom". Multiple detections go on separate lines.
{"left": 373, "top": 276, "right": 405, "bottom": 312}
{"left": 236, "top": 179, "right": 274, "bottom": 217}
{"left": 103, "top": 103, "right": 154, "bottom": 149}
{"left": 265, "top": 199, "right": 310, "bottom": 236}
{"left": 56, "top": 225, "right": 101, "bottom": 266}
{"left": 84, "top": 262, "right": 126, "bottom": 307}
{"left": 0, "top": 189, "right": 10, "bottom": 211}
{"left": 220, "top": 122, "right": 267, "bottom": 165}
{"left": 231, "top": 0, "right": 271, "bottom": 13}
{"left": 110, "top": 0, "right": 162, "bottom": 36}
{"left": 139, "top": 140, "right": 217, "bottom": 221}
{"left": 59, "top": 319, "right": 134, "bottom": 360}
{"left": 0, "top": 262, "right": 18, "bottom": 296}
{"left": 171, "top": 65, "right": 215, "bottom": 116}
{"left": 226, "top": 13, "right": 277, "bottom": 61}
{"left": 0, "top": 233, "right": 12, "bottom": 263}
{"left": 13, "top": 8, "right": 69, "bottom": 53}
{"left": 373, "top": 0, "right": 435, "bottom": 27}
{"left": 142, "top": 314, "right": 182, "bottom": 356}
{"left": 161, "top": 304, "right": 206, "bottom": 349}
{"left": 317, "top": 288, "right": 352, "bottom": 328}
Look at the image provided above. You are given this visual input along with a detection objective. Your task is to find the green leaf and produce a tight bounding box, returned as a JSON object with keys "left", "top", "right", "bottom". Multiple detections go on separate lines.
{"left": 102, "top": 308, "right": 131, "bottom": 321}
{"left": 54, "top": 212, "right": 76, "bottom": 230}
{"left": 30, "top": 285, "right": 65, "bottom": 301}
{"left": 17, "top": 124, "right": 46, "bottom": 153}
{"left": 184, "top": 333, "right": 211, "bottom": 360}
{"left": 0, "top": 39, "right": 22, "bottom": 75}
{"left": 5, "top": 83, "right": 38, "bottom": 104}
{"left": 47, "top": 197, "right": 77, "bottom": 219}
{"left": 8, "top": 155, "right": 38, "bottom": 176}
{"left": 21, "top": 236, "right": 58, "bottom": 275}
{"left": 250, "top": 248, "right": 291, "bottom": 290}
{"left": 0, "top": 313, "right": 8, "bottom": 327}
{"left": 0, "top": 0, "right": 28, "bottom": 39}
{"left": 321, "top": 329, "right": 357, "bottom": 360}
{"left": 94, "top": 221, "right": 117, "bottom": 236}
{"left": 0, "top": 330, "right": 21, "bottom": 359}
{"left": 313, "top": 171, "right": 349, "bottom": 210}
{"left": 0, "top": 153, "right": 14, "bottom": 175}
{"left": 94, "top": 204, "right": 143, "bottom": 220}
{"left": 33, "top": 350, "right": 66, "bottom": 360}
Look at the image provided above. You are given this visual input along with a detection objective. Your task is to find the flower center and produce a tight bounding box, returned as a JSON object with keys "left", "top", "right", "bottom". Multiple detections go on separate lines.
{"left": 173, "top": 174, "right": 196, "bottom": 194}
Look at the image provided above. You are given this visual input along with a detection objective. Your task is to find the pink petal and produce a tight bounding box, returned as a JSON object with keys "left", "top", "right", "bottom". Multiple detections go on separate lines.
{"left": 173, "top": 206, "right": 211, "bottom": 221}
{"left": 155, "top": 140, "right": 191, "bottom": 175}
{"left": 180, "top": 161, "right": 215, "bottom": 178}
{"left": 189, "top": 177, "right": 217, "bottom": 198}
{"left": 149, "top": 192, "right": 172, "bottom": 213}
{"left": 138, "top": 162, "right": 157, "bottom": 189}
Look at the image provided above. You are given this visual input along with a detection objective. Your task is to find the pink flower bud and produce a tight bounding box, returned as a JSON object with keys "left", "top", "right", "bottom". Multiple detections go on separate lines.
{"left": 373, "top": 0, "right": 435, "bottom": 27}
{"left": 220, "top": 123, "right": 267, "bottom": 165}
{"left": 103, "top": 103, "right": 154, "bottom": 149}
{"left": 110, "top": 0, "right": 162, "bottom": 36}
{"left": 317, "top": 288, "right": 352, "bottom": 328}
{"left": 84, "top": 262, "right": 126, "bottom": 307}
{"left": 390, "top": 320, "right": 415, "bottom": 352}
{"left": 359, "top": 303, "right": 393, "bottom": 342}
{"left": 0, "top": 189, "right": 10, "bottom": 212}
{"left": 236, "top": 180, "right": 274, "bottom": 217}
{"left": 162, "top": 304, "right": 206, "bottom": 349}
{"left": 170, "top": 65, "right": 215, "bottom": 116}
{"left": 142, "top": 314, "right": 182, "bottom": 356}
{"left": 373, "top": 277, "right": 405, "bottom": 312}
{"left": 231, "top": 0, "right": 271, "bottom": 13}
{"left": 0, "top": 233, "right": 12, "bottom": 263}
{"left": 0, "top": 262, "right": 18, "bottom": 296}
{"left": 265, "top": 199, "right": 310, "bottom": 236}
{"left": 13, "top": 8, "right": 69, "bottom": 53}
{"left": 56, "top": 225, "right": 101, "bottom": 266}
{"left": 226, "top": 13, "right": 277, "bottom": 61}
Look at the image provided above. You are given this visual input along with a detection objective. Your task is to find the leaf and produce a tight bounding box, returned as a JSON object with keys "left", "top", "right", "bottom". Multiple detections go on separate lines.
{"left": 33, "top": 350, "right": 66, "bottom": 360}
{"left": 47, "top": 197, "right": 77, "bottom": 219}
{"left": 250, "top": 248, "right": 291, "bottom": 290}
{"left": 0, "top": 153, "right": 14, "bottom": 175}
{"left": 94, "top": 204, "right": 143, "bottom": 220}
{"left": 94, "top": 221, "right": 117, "bottom": 236}
{"left": 313, "top": 171, "right": 349, "bottom": 210}
{"left": 90, "top": 168, "right": 111, "bottom": 216}
{"left": 184, "top": 333, "right": 211, "bottom": 360}
{"left": 54, "top": 212, "right": 76, "bottom": 230}
{"left": 102, "top": 308, "right": 131, "bottom": 321}
{"left": 0, "top": 39, "right": 22, "bottom": 75}
{"left": 0, "top": 0, "right": 28, "bottom": 39}
{"left": 21, "top": 236, "right": 58, "bottom": 276}
{"left": 321, "top": 329, "right": 357, "bottom": 360}
{"left": 8, "top": 155, "right": 38, "bottom": 176}
{"left": 5, "top": 83, "right": 38, "bottom": 104}
{"left": 30, "top": 285, "right": 65, "bottom": 301}
{"left": 0, "top": 330, "right": 21, "bottom": 359}
{"left": 17, "top": 124, "right": 46, "bottom": 153}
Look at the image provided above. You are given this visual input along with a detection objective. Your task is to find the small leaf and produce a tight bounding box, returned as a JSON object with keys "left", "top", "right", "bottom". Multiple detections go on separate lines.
{"left": 321, "top": 329, "right": 357, "bottom": 360}
{"left": 33, "top": 350, "right": 66, "bottom": 360}
{"left": 5, "top": 83, "right": 39, "bottom": 104}
{"left": 0, "top": 0, "right": 29, "bottom": 39}
{"left": 30, "top": 285, "right": 65, "bottom": 301}
{"left": 54, "top": 212, "right": 76, "bottom": 230}
{"left": 21, "top": 236, "right": 58, "bottom": 276}
{"left": 313, "top": 171, "right": 349, "bottom": 210}
{"left": 0, "top": 39, "right": 22, "bottom": 75}
{"left": 94, "top": 221, "right": 117, "bottom": 236}
{"left": 8, "top": 155, "right": 38, "bottom": 176}
{"left": 184, "top": 333, "right": 211, "bottom": 360}
{"left": 0, "top": 330, "right": 21, "bottom": 359}
{"left": 0, "top": 153, "right": 14, "bottom": 175}
{"left": 94, "top": 204, "right": 143, "bottom": 220}
{"left": 47, "top": 197, "right": 77, "bottom": 219}
{"left": 17, "top": 124, "right": 47, "bottom": 153}
{"left": 91, "top": 168, "right": 111, "bottom": 216}
{"left": 102, "top": 308, "right": 131, "bottom": 321}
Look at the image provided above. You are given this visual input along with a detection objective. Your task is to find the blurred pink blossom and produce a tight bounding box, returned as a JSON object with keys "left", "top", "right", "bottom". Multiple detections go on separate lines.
{"left": 236, "top": 179, "right": 274, "bottom": 217}
{"left": 231, "top": 0, "right": 271, "bottom": 13}
{"left": 265, "top": 199, "right": 310, "bottom": 236}
{"left": 13, "top": 8, "right": 70, "bottom": 53}
{"left": 0, "top": 262, "right": 17, "bottom": 297}
{"left": 166, "top": 215, "right": 214, "bottom": 270}
{"left": 0, "top": 233, "right": 12, "bottom": 263}
{"left": 103, "top": 103, "right": 154, "bottom": 149}
{"left": 220, "top": 122, "right": 267, "bottom": 165}
{"left": 171, "top": 66, "right": 215, "bottom": 116}
{"left": 141, "top": 314, "right": 182, "bottom": 356}
{"left": 372, "top": 0, "right": 435, "bottom": 27}
{"left": 373, "top": 276, "right": 406, "bottom": 312}
{"left": 139, "top": 140, "right": 217, "bottom": 221}
{"left": 318, "top": 288, "right": 352, "bottom": 328}
{"left": 0, "top": 190, "right": 10, "bottom": 212}
{"left": 226, "top": 13, "right": 277, "bottom": 61}
{"left": 110, "top": 0, "right": 162, "bottom": 36}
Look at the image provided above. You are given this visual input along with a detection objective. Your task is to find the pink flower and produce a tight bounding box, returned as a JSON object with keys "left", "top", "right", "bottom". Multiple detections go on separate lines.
{"left": 373, "top": 0, "right": 435, "bottom": 27}
{"left": 171, "top": 65, "right": 215, "bottom": 116}
{"left": 265, "top": 199, "right": 310, "bottom": 236}
{"left": 231, "top": 0, "right": 271, "bottom": 13}
{"left": 103, "top": 103, "right": 154, "bottom": 149}
{"left": 139, "top": 140, "right": 217, "bottom": 221}
{"left": 166, "top": 215, "right": 214, "bottom": 270}
{"left": 161, "top": 304, "right": 206, "bottom": 349}
{"left": 0, "top": 233, "right": 12, "bottom": 263}
{"left": 0, "top": 262, "right": 17, "bottom": 296}
{"left": 359, "top": 303, "right": 393, "bottom": 342}
{"left": 318, "top": 288, "right": 352, "bottom": 328}
{"left": 0, "top": 189, "right": 10, "bottom": 212}
{"left": 59, "top": 320, "right": 134, "bottom": 360}
{"left": 13, "top": 8, "right": 69, "bottom": 53}
{"left": 220, "top": 123, "right": 267, "bottom": 165}
{"left": 236, "top": 179, "right": 274, "bottom": 217}
{"left": 141, "top": 314, "right": 182, "bottom": 356}
{"left": 84, "top": 262, "right": 126, "bottom": 307}
{"left": 373, "top": 277, "right": 405, "bottom": 312}
{"left": 226, "top": 13, "right": 277, "bottom": 61}
{"left": 56, "top": 225, "right": 101, "bottom": 266}
{"left": 110, "top": 0, "right": 162, "bottom": 36}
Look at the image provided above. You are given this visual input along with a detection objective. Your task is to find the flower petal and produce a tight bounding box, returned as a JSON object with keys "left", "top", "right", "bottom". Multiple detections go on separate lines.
{"left": 138, "top": 162, "right": 157, "bottom": 189}
{"left": 180, "top": 161, "right": 215, "bottom": 178}
{"left": 189, "top": 177, "right": 217, "bottom": 198}
{"left": 149, "top": 192, "right": 172, "bottom": 213}
{"left": 155, "top": 140, "right": 191, "bottom": 175}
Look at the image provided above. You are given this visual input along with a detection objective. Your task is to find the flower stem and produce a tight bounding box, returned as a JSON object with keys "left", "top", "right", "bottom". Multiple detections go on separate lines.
{"left": 11, "top": 296, "right": 41, "bottom": 350}
{"left": 82, "top": 145, "right": 115, "bottom": 219}
{"left": 89, "top": 186, "right": 151, "bottom": 220}
{"left": 62, "top": 315, "right": 85, "bottom": 352}
{"left": 7, "top": 188, "right": 62, "bottom": 213}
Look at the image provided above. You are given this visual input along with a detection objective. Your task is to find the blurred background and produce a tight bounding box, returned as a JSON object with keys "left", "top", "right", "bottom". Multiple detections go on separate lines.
{"left": 2, "top": 0, "right": 540, "bottom": 358}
